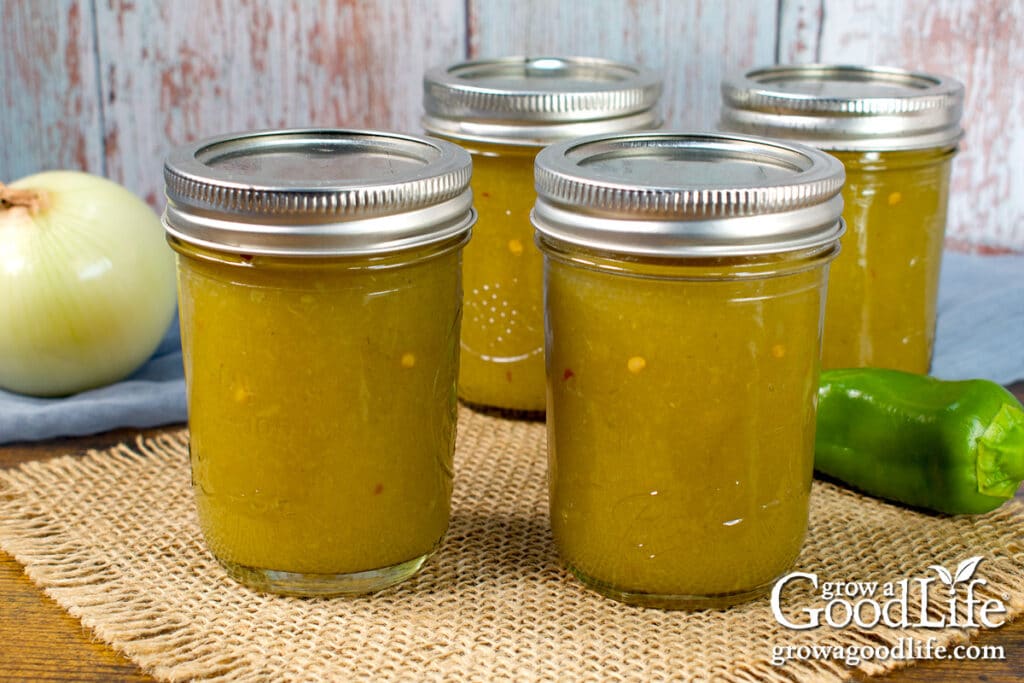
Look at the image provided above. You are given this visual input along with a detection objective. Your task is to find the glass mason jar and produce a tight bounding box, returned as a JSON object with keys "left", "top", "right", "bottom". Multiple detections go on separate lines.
{"left": 532, "top": 132, "right": 846, "bottom": 608}
{"left": 721, "top": 65, "right": 964, "bottom": 372}
{"left": 423, "top": 57, "right": 662, "bottom": 411}
{"left": 162, "top": 130, "right": 475, "bottom": 596}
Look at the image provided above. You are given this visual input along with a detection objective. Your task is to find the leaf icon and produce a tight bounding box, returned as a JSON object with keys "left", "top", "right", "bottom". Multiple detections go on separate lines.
{"left": 930, "top": 564, "right": 953, "bottom": 585}
{"left": 954, "top": 556, "right": 985, "bottom": 584}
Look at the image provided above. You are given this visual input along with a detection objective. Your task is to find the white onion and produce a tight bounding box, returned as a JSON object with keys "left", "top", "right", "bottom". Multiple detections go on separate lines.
{"left": 0, "top": 170, "right": 177, "bottom": 397}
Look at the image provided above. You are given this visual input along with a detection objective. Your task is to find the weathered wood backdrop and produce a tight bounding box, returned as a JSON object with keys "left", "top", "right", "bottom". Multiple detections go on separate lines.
{"left": 2, "top": 0, "right": 1021, "bottom": 251}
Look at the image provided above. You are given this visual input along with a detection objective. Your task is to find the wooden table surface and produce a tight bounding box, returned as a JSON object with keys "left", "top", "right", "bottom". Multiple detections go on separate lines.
{"left": 2, "top": 387, "right": 1022, "bottom": 681}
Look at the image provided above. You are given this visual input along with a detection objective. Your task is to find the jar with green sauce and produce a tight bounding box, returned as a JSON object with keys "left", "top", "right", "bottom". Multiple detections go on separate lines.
{"left": 162, "top": 129, "right": 475, "bottom": 596}
{"left": 423, "top": 57, "right": 662, "bottom": 412}
{"left": 721, "top": 65, "right": 964, "bottom": 372}
{"left": 532, "top": 132, "right": 845, "bottom": 608}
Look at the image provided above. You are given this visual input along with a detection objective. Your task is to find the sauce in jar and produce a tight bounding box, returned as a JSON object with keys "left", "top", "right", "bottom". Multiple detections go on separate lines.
{"left": 721, "top": 65, "right": 964, "bottom": 372}
{"left": 163, "top": 130, "right": 474, "bottom": 596}
{"left": 423, "top": 57, "right": 662, "bottom": 411}
{"left": 823, "top": 147, "right": 953, "bottom": 371}
{"left": 532, "top": 133, "right": 845, "bottom": 608}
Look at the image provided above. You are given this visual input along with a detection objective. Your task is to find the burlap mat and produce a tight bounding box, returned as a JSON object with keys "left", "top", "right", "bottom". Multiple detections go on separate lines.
{"left": 1, "top": 406, "right": 1022, "bottom": 682}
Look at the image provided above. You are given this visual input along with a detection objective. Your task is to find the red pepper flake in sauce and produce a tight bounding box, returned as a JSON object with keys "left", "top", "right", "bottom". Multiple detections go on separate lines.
{"left": 373, "top": 483, "right": 384, "bottom": 495}
{"left": 563, "top": 368, "right": 575, "bottom": 381}
{"left": 506, "top": 370, "right": 513, "bottom": 383}
{"left": 239, "top": 253, "right": 254, "bottom": 263}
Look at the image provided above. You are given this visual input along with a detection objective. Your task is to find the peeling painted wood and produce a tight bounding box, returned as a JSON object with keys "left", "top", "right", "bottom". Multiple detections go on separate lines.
{"left": 93, "top": 0, "right": 466, "bottom": 208}
{"left": 779, "top": 0, "right": 1024, "bottom": 251}
{"left": 2, "top": 1, "right": 1020, "bottom": 250}
{"left": 777, "top": 0, "right": 822, "bottom": 63}
{"left": 0, "top": 0, "right": 104, "bottom": 180}
{"left": 467, "top": 0, "right": 778, "bottom": 130}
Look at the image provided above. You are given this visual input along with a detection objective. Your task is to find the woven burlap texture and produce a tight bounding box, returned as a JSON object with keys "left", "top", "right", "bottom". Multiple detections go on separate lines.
{"left": 1, "top": 405, "right": 1022, "bottom": 682}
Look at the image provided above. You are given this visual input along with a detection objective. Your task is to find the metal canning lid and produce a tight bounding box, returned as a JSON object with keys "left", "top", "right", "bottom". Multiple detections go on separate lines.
{"left": 720, "top": 64, "right": 964, "bottom": 151}
{"left": 163, "top": 129, "right": 475, "bottom": 257}
{"left": 532, "top": 132, "right": 846, "bottom": 258}
{"left": 422, "top": 56, "right": 662, "bottom": 146}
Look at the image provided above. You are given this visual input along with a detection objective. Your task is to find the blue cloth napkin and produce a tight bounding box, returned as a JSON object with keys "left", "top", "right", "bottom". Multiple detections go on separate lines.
{"left": 932, "top": 251, "right": 1024, "bottom": 383}
{"left": 0, "top": 319, "right": 187, "bottom": 443}
{"left": 0, "top": 251, "right": 1022, "bottom": 444}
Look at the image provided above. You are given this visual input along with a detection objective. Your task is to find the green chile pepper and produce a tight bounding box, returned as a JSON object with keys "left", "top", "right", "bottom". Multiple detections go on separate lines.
{"left": 815, "top": 368, "right": 1024, "bottom": 514}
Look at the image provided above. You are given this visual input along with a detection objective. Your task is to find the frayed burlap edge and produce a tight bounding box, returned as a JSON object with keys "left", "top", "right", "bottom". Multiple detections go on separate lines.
{"left": 1, "top": 408, "right": 1022, "bottom": 682}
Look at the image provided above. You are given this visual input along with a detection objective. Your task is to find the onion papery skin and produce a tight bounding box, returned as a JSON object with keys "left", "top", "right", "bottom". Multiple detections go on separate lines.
{"left": 0, "top": 170, "right": 177, "bottom": 397}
